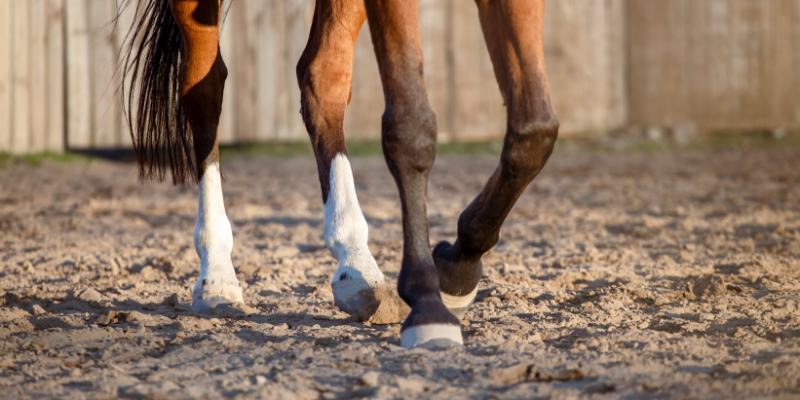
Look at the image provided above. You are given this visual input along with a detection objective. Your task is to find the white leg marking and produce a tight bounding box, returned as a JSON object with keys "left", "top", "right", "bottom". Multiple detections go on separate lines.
{"left": 325, "top": 154, "right": 385, "bottom": 313}
{"left": 401, "top": 324, "right": 463, "bottom": 349}
{"left": 192, "top": 162, "right": 243, "bottom": 311}
{"left": 440, "top": 286, "right": 478, "bottom": 319}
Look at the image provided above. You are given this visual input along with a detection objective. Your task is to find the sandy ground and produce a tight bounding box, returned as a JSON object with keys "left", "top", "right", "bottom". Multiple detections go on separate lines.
{"left": 1, "top": 146, "right": 800, "bottom": 399}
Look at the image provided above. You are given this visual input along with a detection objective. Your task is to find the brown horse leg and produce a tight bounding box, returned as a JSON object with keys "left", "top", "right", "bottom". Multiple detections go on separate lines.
{"left": 296, "top": 0, "right": 386, "bottom": 316}
{"left": 365, "top": 0, "right": 462, "bottom": 348}
{"left": 171, "top": 0, "right": 243, "bottom": 311}
{"left": 433, "top": 0, "right": 559, "bottom": 316}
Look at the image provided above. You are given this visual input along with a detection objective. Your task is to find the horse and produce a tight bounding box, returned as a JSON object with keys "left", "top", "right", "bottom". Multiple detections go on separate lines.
{"left": 120, "top": 0, "right": 558, "bottom": 349}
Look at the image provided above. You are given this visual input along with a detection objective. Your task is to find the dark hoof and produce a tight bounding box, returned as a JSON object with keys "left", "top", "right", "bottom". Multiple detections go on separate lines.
{"left": 400, "top": 297, "right": 462, "bottom": 349}
{"left": 432, "top": 240, "right": 482, "bottom": 318}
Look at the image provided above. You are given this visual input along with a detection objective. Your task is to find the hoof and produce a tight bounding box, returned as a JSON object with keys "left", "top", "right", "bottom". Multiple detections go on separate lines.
{"left": 192, "top": 281, "right": 244, "bottom": 312}
{"left": 332, "top": 278, "right": 378, "bottom": 315}
{"left": 400, "top": 297, "right": 463, "bottom": 349}
{"left": 401, "top": 324, "right": 463, "bottom": 349}
{"left": 433, "top": 240, "right": 482, "bottom": 319}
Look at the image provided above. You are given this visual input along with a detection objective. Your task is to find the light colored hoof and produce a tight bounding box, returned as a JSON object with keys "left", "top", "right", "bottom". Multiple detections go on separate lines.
{"left": 192, "top": 282, "right": 244, "bottom": 313}
{"left": 441, "top": 287, "right": 478, "bottom": 319}
{"left": 332, "top": 278, "right": 377, "bottom": 315}
{"left": 401, "top": 324, "right": 463, "bottom": 349}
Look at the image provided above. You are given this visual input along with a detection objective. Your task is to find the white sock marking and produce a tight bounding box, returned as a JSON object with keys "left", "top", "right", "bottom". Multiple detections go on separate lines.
{"left": 193, "top": 162, "right": 241, "bottom": 301}
{"left": 324, "top": 154, "right": 384, "bottom": 293}
{"left": 441, "top": 287, "right": 478, "bottom": 310}
{"left": 401, "top": 324, "right": 463, "bottom": 349}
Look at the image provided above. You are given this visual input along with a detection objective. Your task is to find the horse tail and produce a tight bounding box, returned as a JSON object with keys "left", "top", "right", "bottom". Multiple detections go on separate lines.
{"left": 118, "top": 0, "right": 194, "bottom": 185}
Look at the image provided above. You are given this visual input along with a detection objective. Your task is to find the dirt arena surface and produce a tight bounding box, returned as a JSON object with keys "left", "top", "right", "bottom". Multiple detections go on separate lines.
{"left": 1, "top": 146, "right": 800, "bottom": 399}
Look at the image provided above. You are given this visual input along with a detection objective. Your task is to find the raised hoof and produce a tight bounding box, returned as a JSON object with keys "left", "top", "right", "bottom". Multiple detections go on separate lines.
{"left": 433, "top": 240, "right": 482, "bottom": 319}
{"left": 401, "top": 324, "right": 463, "bottom": 349}
{"left": 192, "top": 282, "right": 244, "bottom": 313}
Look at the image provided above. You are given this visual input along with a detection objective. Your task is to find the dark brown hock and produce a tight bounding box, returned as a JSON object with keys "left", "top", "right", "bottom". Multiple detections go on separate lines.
{"left": 457, "top": 118, "right": 558, "bottom": 256}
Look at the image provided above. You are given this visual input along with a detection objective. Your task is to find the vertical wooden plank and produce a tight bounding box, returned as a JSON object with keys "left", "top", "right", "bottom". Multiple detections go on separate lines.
{"left": 271, "top": 0, "right": 290, "bottom": 141}
{"left": 114, "top": 0, "right": 137, "bottom": 146}
{"left": 606, "top": 0, "right": 628, "bottom": 129}
{"left": 685, "top": 0, "right": 706, "bottom": 126}
{"left": 218, "top": 3, "right": 236, "bottom": 144}
{"left": 281, "top": 0, "right": 310, "bottom": 140}
{"left": 30, "top": 0, "right": 49, "bottom": 153}
{"left": 793, "top": 0, "right": 800, "bottom": 126}
{"left": 543, "top": 0, "right": 625, "bottom": 135}
{"left": 418, "top": 0, "right": 449, "bottom": 139}
{"left": 11, "top": 1, "right": 31, "bottom": 153}
{"left": 65, "top": 0, "right": 92, "bottom": 149}
{"left": 46, "top": 0, "right": 65, "bottom": 153}
{"left": 232, "top": 0, "right": 256, "bottom": 142}
{"left": 450, "top": 0, "right": 505, "bottom": 140}
{"left": 254, "top": 0, "right": 276, "bottom": 141}
{"left": 0, "top": 0, "right": 12, "bottom": 152}
{"left": 88, "top": 0, "right": 119, "bottom": 148}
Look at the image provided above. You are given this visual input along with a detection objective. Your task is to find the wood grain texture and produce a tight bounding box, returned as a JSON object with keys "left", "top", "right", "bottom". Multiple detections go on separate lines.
{"left": 65, "top": 0, "right": 91, "bottom": 149}
{"left": 11, "top": 1, "right": 31, "bottom": 153}
{"left": 30, "top": 0, "right": 48, "bottom": 153}
{"left": 626, "top": 0, "right": 800, "bottom": 130}
{"left": 88, "top": 0, "right": 119, "bottom": 148}
{"left": 0, "top": 0, "right": 12, "bottom": 152}
{"left": 114, "top": 0, "right": 136, "bottom": 146}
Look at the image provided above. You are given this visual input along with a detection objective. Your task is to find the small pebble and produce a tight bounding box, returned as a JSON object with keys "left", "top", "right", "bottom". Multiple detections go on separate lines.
{"left": 360, "top": 371, "right": 380, "bottom": 387}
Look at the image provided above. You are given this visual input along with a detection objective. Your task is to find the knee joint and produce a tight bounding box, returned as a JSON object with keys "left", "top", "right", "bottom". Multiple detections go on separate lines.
{"left": 382, "top": 106, "right": 437, "bottom": 172}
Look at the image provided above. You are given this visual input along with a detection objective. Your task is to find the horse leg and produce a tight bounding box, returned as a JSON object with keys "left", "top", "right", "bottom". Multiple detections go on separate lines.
{"left": 171, "top": 0, "right": 243, "bottom": 311}
{"left": 296, "top": 0, "right": 385, "bottom": 316}
{"left": 433, "top": 0, "right": 559, "bottom": 317}
{"left": 364, "top": 0, "right": 462, "bottom": 348}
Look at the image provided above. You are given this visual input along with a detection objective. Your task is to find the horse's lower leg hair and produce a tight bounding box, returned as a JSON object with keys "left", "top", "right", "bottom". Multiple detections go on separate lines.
{"left": 434, "top": 0, "right": 558, "bottom": 314}
{"left": 366, "top": 0, "right": 462, "bottom": 348}
{"left": 171, "top": 0, "right": 243, "bottom": 311}
{"left": 297, "top": 0, "right": 386, "bottom": 317}
{"left": 194, "top": 161, "right": 243, "bottom": 310}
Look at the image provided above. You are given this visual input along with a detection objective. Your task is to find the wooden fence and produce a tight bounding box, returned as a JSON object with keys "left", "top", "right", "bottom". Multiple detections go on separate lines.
{"left": 626, "top": 0, "right": 800, "bottom": 130}
{"left": 0, "top": 0, "right": 65, "bottom": 154}
{"left": 0, "top": 0, "right": 798, "bottom": 153}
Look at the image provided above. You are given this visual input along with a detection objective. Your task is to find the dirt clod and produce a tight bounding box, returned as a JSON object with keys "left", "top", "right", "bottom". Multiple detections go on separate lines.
{"left": 693, "top": 275, "right": 727, "bottom": 298}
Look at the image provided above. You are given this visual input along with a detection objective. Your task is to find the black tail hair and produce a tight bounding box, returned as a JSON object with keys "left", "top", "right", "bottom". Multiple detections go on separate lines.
{"left": 117, "top": 0, "right": 193, "bottom": 185}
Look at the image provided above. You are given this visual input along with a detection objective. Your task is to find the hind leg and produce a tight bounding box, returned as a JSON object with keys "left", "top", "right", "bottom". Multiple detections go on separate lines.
{"left": 434, "top": 0, "right": 558, "bottom": 317}
{"left": 365, "top": 0, "right": 462, "bottom": 348}
{"left": 296, "top": 0, "right": 385, "bottom": 316}
{"left": 171, "top": 0, "right": 243, "bottom": 311}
